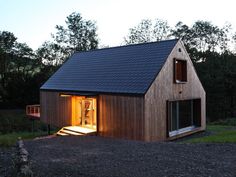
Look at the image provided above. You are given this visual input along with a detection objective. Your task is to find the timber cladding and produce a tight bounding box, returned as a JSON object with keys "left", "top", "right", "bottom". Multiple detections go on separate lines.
{"left": 40, "top": 91, "right": 72, "bottom": 127}
{"left": 40, "top": 91, "right": 146, "bottom": 140}
{"left": 39, "top": 39, "right": 206, "bottom": 142}
{"left": 98, "top": 94, "right": 145, "bottom": 140}
{"left": 144, "top": 41, "right": 206, "bottom": 141}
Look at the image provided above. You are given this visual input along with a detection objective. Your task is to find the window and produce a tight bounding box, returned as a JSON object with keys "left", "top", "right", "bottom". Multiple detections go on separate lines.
{"left": 168, "top": 99, "right": 201, "bottom": 137}
{"left": 174, "top": 59, "right": 187, "bottom": 83}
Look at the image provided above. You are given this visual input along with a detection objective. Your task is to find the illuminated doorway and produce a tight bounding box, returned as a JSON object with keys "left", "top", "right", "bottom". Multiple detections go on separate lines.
{"left": 72, "top": 96, "right": 97, "bottom": 130}
{"left": 80, "top": 98, "right": 96, "bottom": 129}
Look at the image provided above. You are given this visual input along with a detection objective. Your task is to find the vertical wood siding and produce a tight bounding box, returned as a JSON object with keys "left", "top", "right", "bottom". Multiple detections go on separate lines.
{"left": 40, "top": 41, "right": 205, "bottom": 142}
{"left": 40, "top": 91, "right": 72, "bottom": 127}
{"left": 144, "top": 41, "right": 206, "bottom": 141}
{"left": 98, "top": 94, "right": 145, "bottom": 140}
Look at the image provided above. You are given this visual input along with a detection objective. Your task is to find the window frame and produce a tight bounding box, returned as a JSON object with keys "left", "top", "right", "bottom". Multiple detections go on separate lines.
{"left": 174, "top": 58, "right": 187, "bottom": 83}
{"left": 167, "top": 99, "right": 201, "bottom": 137}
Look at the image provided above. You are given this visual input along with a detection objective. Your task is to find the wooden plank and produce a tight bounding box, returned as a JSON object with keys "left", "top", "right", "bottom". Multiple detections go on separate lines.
{"left": 98, "top": 94, "right": 145, "bottom": 140}
{"left": 144, "top": 40, "right": 206, "bottom": 141}
{"left": 40, "top": 91, "right": 72, "bottom": 127}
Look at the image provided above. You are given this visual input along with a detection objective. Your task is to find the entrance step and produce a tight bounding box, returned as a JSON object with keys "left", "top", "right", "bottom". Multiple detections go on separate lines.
{"left": 57, "top": 126, "right": 96, "bottom": 136}
{"left": 57, "top": 131, "right": 69, "bottom": 136}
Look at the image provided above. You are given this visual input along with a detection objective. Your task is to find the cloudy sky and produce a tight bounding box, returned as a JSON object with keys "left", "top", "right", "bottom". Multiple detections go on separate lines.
{"left": 1, "top": 0, "right": 235, "bottom": 50}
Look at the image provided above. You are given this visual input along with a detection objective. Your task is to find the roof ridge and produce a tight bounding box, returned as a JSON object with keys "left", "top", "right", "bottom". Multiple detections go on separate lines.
{"left": 74, "top": 38, "right": 179, "bottom": 54}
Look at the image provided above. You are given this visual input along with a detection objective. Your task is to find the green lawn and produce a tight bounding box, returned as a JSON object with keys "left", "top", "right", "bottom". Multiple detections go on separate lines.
{"left": 0, "top": 131, "right": 50, "bottom": 147}
{"left": 185, "top": 125, "right": 236, "bottom": 143}
{"left": 0, "top": 109, "right": 57, "bottom": 147}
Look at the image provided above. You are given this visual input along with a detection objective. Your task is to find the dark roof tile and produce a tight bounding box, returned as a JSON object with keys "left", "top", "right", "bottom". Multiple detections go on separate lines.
{"left": 40, "top": 39, "right": 178, "bottom": 94}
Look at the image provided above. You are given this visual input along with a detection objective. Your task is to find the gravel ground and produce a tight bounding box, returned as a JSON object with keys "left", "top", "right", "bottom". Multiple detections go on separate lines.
{"left": 0, "top": 147, "right": 15, "bottom": 177}
{"left": 24, "top": 136, "right": 236, "bottom": 177}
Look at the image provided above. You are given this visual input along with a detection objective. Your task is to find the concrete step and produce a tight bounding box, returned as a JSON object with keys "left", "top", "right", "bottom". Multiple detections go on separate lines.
{"left": 57, "top": 131, "right": 69, "bottom": 136}
{"left": 63, "top": 126, "right": 96, "bottom": 134}
{"left": 57, "top": 126, "right": 97, "bottom": 136}
{"left": 59, "top": 129, "right": 83, "bottom": 136}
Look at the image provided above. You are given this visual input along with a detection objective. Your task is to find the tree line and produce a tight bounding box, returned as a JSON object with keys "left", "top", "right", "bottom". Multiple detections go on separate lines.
{"left": 0, "top": 12, "right": 235, "bottom": 121}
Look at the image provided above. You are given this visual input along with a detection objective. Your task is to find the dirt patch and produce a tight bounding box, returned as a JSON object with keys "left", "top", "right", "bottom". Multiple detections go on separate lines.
{"left": 24, "top": 136, "right": 236, "bottom": 177}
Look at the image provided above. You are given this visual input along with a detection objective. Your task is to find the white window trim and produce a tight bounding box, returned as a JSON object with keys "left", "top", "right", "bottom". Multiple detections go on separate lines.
{"left": 169, "top": 126, "right": 196, "bottom": 137}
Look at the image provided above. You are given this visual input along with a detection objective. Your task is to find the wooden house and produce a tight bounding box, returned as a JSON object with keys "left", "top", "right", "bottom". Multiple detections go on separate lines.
{"left": 39, "top": 39, "right": 206, "bottom": 141}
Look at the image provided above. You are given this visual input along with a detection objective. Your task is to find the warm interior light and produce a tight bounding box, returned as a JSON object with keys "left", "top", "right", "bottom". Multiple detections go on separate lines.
{"left": 60, "top": 94, "right": 72, "bottom": 97}
{"left": 71, "top": 96, "right": 97, "bottom": 131}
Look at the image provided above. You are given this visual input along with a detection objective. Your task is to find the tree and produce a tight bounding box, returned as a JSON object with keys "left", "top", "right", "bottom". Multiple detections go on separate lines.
{"left": 124, "top": 19, "right": 170, "bottom": 44}
{"left": 153, "top": 19, "right": 171, "bottom": 41}
{"left": 52, "top": 12, "right": 98, "bottom": 56}
{"left": 0, "top": 31, "right": 17, "bottom": 52}
{"left": 0, "top": 31, "right": 43, "bottom": 107}
{"left": 232, "top": 32, "right": 236, "bottom": 53}
{"left": 36, "top": 41, "right": 65, "bottom": 66}
{"left": 0, "top": 31, "right": 18, "bottom": 101}
{"left": 195, "top": 51, "right": 236, "bottom": 120}
{"left": 170, "top": 21, "right": 192, "bottom": 47}
{"left": 171, "top": 21, "right": 231, "bottom": 54}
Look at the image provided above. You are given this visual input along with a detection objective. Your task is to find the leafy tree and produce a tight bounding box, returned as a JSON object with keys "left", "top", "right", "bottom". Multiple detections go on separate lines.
{"left": 196, "top": 51, "right": 236, "bottom": 120}
{"left": 36, "top": 41, "right": 65, "bottom": 66}
{"left": 52, "top": 12, "right": 98, "bottom": 55}
{"left": 232, "top": 32, "right": 236, "bottom": 53}
{"left": 0, "top": 31, "right": 42, "bottom": 107}
{"left": 153, "top": 19, "right": 171, "bottom": 41}
{"left": 124, "top": 19, "right": 170, "bottom": 44}
{"left": 171, "top": 21, "right": 231, "bottom": 54}
{"left": 0, "top": 31, "right": 17, "bottom": 52}
{"left": 124, "top": 19, "right": 153, "bottom": 44}
{"left": 37, "top": 12, "right": 99, "bottom": 65}
{"left": 171, "top": 21, "right": 193, "bottom": 47}
{"left": 0, "top": 31, "right": 18, "bottom": 102}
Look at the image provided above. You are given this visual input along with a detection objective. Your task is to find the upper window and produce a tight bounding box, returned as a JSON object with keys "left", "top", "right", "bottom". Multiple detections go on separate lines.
{"left": 174, "top": 59, "right": 187, "bottom": 83}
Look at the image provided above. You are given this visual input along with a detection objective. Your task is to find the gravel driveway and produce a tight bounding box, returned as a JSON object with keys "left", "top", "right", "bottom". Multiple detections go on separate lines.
{"left": 0, "top": 147, "right": 15, "bottom": 177}
{"left": 24, "top": 136, "right": 236, "bottom": 177}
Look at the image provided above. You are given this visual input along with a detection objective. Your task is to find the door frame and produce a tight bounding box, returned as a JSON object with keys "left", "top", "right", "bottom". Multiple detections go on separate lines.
{"left": 81, "top": 97, "right": 96, "bottom": 130}
{"left": 71, "top": 95, "right": 98, "bottom": 131}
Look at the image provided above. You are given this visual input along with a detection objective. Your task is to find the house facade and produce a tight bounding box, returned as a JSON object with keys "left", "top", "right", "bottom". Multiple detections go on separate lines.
{"left": 40, "top": 39, "right": 206, "bottom": 141}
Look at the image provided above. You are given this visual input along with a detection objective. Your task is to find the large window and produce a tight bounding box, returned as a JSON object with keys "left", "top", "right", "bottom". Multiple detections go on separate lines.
{"left": 174, "top": 59, "right": 187, "bottom": 83}
{"left": 168, "top": 99, "right": 201, "bottom": 137}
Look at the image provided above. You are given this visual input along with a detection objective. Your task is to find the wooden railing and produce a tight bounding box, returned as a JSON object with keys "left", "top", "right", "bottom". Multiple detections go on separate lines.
{"left": 26, "top": 104, "right": 40, "bottom": 119}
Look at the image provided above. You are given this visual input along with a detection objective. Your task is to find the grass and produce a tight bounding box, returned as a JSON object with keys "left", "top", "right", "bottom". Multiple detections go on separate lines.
{"left": 208, "top": 117, "right": 236, "bottom": 126}
{"left": 0, "top": 131, "right": 50, "bottom": 147}
{"left": 185, "top": 125, "right": 236, "bottom": 143}
{"left": 1, "top": 110, "right": 235, "bottom": 145}
{"left": 0, "top": 109, "right": 58, "bottom": 147}
{"left": 0, "top": 109, "right": 49, "bottom": 134}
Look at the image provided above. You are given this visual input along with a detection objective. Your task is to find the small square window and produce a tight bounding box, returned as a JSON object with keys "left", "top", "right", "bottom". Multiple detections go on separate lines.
{"left": 174, "top": 59, "right": 187, "bottom": 83}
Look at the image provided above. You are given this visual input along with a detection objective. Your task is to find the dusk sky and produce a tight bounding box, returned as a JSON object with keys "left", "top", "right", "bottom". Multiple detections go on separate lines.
{"left": 1, "top": 0, "right": 235, "bottom": 50}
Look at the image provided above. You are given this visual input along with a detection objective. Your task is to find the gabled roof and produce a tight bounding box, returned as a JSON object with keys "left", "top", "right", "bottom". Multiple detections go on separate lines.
{"left": 40, "top": 39, "right": 178, "bottom": 94}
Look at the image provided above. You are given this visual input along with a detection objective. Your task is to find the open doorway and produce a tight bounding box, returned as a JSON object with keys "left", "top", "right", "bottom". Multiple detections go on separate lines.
{"left": 72, "top": 96, "right": 97, "bottom": 131}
